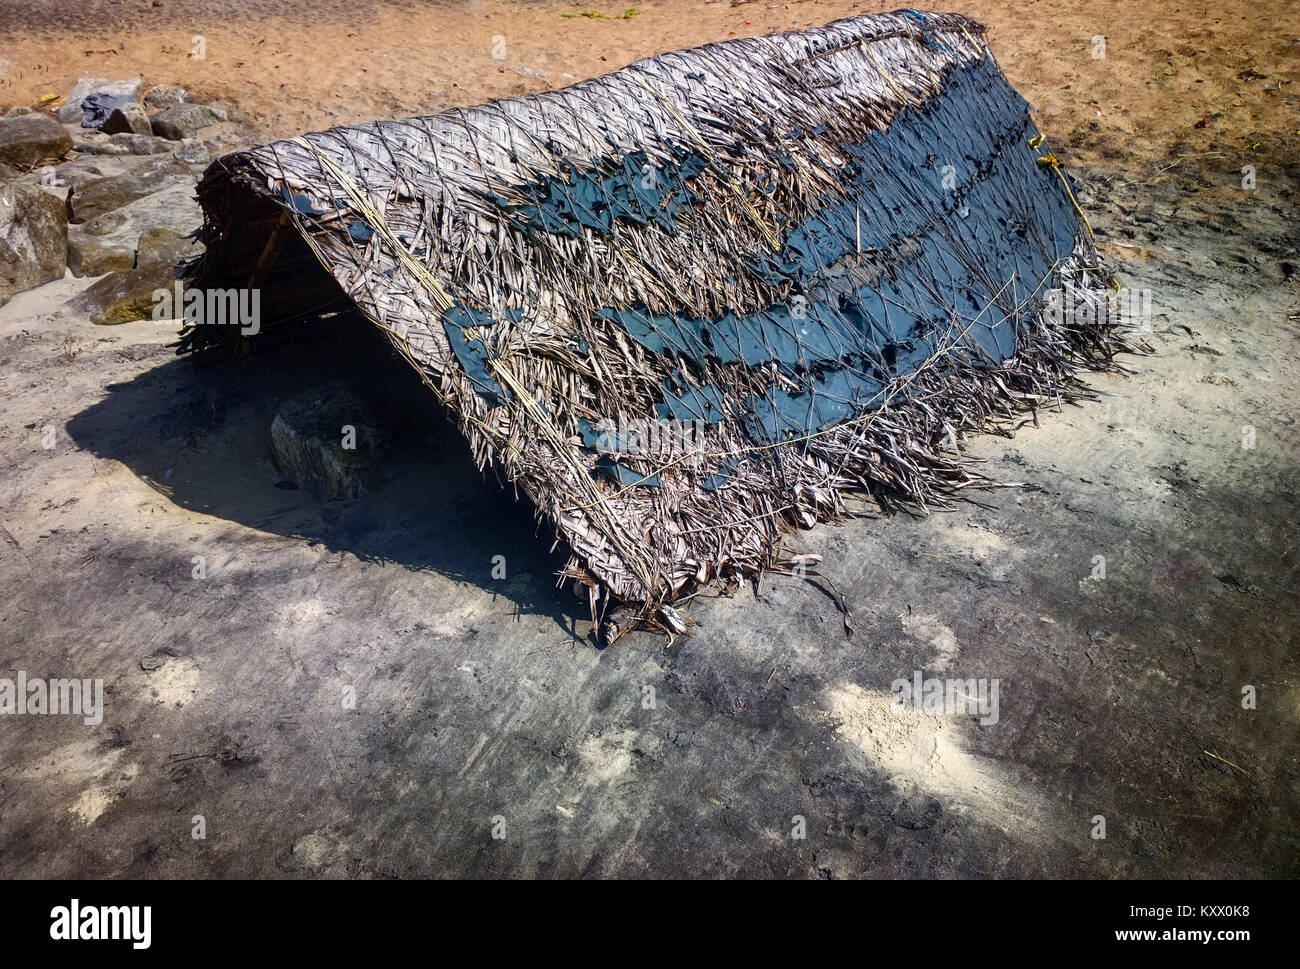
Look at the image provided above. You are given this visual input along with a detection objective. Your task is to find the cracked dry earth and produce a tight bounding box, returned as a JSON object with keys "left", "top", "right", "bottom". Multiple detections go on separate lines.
{"left": 0, "top": 2, "right": 1297, "bottom": 878}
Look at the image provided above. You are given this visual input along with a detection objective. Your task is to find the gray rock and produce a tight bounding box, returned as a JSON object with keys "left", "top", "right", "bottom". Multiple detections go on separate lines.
{"left": 0, "top": 114, "right": 73, "bottom": 169}
{"left": 150, "top": 103, "right": 227, "bottom": 141}
{"left": 72, "top": 131, "right": 111, "bottom": 153}
{"left": 196, "top": 121, "right": 246, "bottom": 154}
{"left": 0, "top": 182, "right": 68, "bottom": 306}
{"left": 137, "top": 225, "right": 201, "bottom": 267}
{"left": 68, "top": 262, "right": 175, "bottom": 324}
{"left": 91, "top": 132, "right": 175, "bottom": 156}
{"left": 18, "top": 156, "right": 129, "bottom": 196}
{"left": 143, "top": 85, "right": 188, "bottom": 109}
{"left": 16, "top": 170, "right": 74, "bottom": 211}
{"left": 68, "top": 169, "right": 178, "bottom": 224}
{"left": 79, "top": 207, "right": 131, "bottom": 237}
{"left": 102, "top": 101, "right": 152, "bottom": 136}
{"left": 270, "top": 391, "right": 393, "bottom": 501}
{"left": 57, "top": 78, "right": 143, "bottom": 123}
{"left": 172, "top": 138, "right": 209, "bottom": 166}
{"left": 67, "top": 226, "right": 137, "bottom": 276}
{"left": 65, "top": 181, "right": 203, "bottom": 277}
{"left": 115, "top": 154, "right": 190, "bottom": 176}
{"left": 24, "top": 167, "right": 72, "bottom": 206}
{"left": 114, "top": 179, "right": 201, "bottom": 236}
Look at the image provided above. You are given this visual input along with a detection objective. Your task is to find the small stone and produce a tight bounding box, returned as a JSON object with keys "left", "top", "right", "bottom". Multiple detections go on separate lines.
{"left": 102, "top": 101, "right": 152, "bottom": 136}
{"left": 270, "top": 391, "right": 392, "bottom": 501}
{"left": 143, "top": 84, "right": 188, "bottom": 109}
{"left": 4, "top": 106, "right": 33, "bottom": 118}
{"left": 172, "top": 138, "right": 209, "bottom": 166}
{"left": 0, "top": 113, "right": 73, "bottom": 168}
{"left": 0, "top": 182, "right": 68, "bottom": 306}
{"left": 150, "top": 103, "right": 227, "bottom": 141}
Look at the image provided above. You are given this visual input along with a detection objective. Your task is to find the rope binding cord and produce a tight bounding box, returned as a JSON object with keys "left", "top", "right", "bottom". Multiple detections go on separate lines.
{"left": 1028, "top": 131, "right": 1095, "bottom": 243}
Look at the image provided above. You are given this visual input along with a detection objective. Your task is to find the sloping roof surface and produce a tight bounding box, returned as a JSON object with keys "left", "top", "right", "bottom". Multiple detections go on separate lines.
{"left": 188, "top": 10, "right": 1124, "bottom": 640}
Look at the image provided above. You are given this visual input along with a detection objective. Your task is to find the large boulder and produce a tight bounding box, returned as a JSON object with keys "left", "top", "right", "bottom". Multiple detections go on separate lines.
{"left": 18, "top": 156, "right": 129, "bottom": 198}
{"left": 68, "top": 262, "right": 175, "bottom": 324}
{"left": 69, "top": 133, "right": 201, "bottom": 162}
{"left": 137, "top": 225, "right": 201, "bottom": 267}
{"left": 112, "top": 179, "right": 202, "bottom": 235}
{"left": 194, "top": 121, "right": 246, "bottom": 155}
{"left": 57, "top": 78, "right": 143, "bottom": 123}
{"left": 67, "top": 204, "right": 136, "bottom": 276}
{"left": 102, "top": 101, "right": 152, "bottom": 136}
{"left": 0, "top": 182, "right": 68, "bottom": 306}
{"left": 150, "top": 103, "right": 227, "bottom": 141}
{"left": 270, "top": 391, "right": 393, "bottom": 501}
{"left": 67, "top": 229, "right": 137, "bottom": 276}
{"left": 66, "top": 181, "right": 203, "bottom": 277}
{"left": 68, "top": 168, "right": 180, "bottom": 224}
{"left": 0, "top": 114, "right": 72, "bottom": 168}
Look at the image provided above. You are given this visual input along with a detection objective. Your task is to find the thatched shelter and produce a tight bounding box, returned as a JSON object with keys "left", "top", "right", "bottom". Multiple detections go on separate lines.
{"left": 183, "top": 9, "right": 1129, "bottom": 642}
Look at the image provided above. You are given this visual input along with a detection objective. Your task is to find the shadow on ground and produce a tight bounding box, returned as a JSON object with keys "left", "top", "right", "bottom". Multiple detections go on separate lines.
{"left": 65, "top": 312, "right": 585, "bottom": 639}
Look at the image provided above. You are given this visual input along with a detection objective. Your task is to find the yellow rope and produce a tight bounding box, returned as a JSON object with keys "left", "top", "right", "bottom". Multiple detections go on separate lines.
{"left": 1029, "top": 134, "right": 1095, "bottom": 243}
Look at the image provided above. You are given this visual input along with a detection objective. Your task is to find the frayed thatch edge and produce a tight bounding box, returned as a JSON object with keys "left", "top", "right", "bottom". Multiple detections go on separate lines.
{"left": 575, "top": 243, "right": 1144, "bottom": 644}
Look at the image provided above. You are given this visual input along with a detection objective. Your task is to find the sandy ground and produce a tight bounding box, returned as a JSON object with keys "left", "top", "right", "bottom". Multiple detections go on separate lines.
{"left": 0, "top": 1, "right": 1297, "bottom": 877}
{"left": 1, "top": 0, "right": 1297, "bottom": 167}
